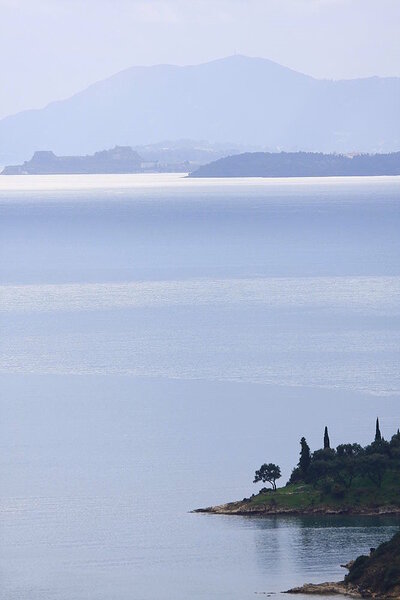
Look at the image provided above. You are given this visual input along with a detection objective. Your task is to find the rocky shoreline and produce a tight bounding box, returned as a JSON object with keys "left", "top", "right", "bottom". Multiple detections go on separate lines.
{"left": 285, "top": 581, "right": 361, "bottom": 597}
{"left": 285, "top": 577, "right": 400, "bottom": 598}
{"left": 193, "top": 502, "right": 400, "bottom": 517}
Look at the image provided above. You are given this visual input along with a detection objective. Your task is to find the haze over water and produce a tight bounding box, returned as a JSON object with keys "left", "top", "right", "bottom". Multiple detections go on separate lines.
{"left": 1, "top": 174, "right": 400, "bottom": 599}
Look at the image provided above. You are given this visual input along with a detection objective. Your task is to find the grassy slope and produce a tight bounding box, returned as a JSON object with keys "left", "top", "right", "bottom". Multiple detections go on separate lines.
{"left": 234, "top": 472, "right": 400, "bottom": 513}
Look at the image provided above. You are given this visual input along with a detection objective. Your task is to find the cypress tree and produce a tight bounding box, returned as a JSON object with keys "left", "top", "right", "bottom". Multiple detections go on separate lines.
{"left": 324, "top": 426, "right": 330, "bottom": 449}
{"left": 375, "top": 418, "right": 382, "bottom": 443}
{"left": 299, "top": 437, "right": 311, "bottom": 475}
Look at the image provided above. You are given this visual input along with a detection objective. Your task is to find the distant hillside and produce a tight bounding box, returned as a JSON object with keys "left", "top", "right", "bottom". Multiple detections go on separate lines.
{"left": 189, "top": 151, "right": 400, "bottom": 178}
{"left": 1, "top": 141, "right": 245, "bottom": 174}
{"left": 133, "top": 140, "right": 244, "bottom": 167}
{"left": 0, "top": 55, "right": 399, "bottom": 163}
{"left": 1, "top": 146, "right": 190, "bottom": 175}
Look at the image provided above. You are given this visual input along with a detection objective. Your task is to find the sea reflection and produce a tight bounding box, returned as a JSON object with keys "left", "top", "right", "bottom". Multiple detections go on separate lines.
{"left": 249, "top": 515, "right": 400, "bottom": 583}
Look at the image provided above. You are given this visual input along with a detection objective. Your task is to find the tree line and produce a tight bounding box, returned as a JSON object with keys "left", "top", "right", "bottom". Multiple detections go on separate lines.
{"left": 254, "top": 419, "right": 400, "bottom": 493}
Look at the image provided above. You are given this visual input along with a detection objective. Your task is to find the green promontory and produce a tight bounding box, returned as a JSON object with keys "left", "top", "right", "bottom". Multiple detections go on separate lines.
{"left": 195, "top": 422, "right": 400, "bottom": 515}
{"left": 195, "top": 477, "right": 400, "bottom": 516}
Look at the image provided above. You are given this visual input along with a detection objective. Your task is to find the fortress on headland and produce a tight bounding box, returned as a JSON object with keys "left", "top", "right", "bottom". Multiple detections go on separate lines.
{"left": 1, "top": 146, "right": 189, "bottom": 175}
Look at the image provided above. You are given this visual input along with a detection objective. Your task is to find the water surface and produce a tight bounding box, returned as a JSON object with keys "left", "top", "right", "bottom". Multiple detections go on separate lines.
{"left": 1, "top": 174, "right": 399, "bottom": 599}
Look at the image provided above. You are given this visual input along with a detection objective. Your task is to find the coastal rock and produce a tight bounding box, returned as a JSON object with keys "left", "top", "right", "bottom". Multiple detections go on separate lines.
{"left": 285, "top": 582, "right": 361, "bottom": 597}
{"left": 285, "top": 532, "right": 400, "bottom": 599}
{"left": 193, "top": 502, "right": 400, "bottom": 516}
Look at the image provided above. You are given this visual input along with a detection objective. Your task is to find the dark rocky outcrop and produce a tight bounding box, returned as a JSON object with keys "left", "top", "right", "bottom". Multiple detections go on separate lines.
{"left": 285, "top": 582, "right": 360, "bottom": 597}
{"left": 286, "top": 532, "right": 400, "bottom": 598}
{"left": 344, "top": 531, "right": 400, "bottom": 597}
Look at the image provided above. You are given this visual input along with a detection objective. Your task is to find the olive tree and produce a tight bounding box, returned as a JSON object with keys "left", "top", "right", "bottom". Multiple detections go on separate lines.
{"left": 253, "top": 463, "right": 281, "bottom": 491}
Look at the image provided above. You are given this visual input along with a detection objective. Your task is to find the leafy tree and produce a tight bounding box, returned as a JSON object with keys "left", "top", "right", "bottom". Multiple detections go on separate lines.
{"left": 359, "top": 454, "right": 389, "bottom": 488}
{"left": 333, "top": 443, "right": 363, "bottom": 487}
{"left": 324, "top": 426, "right": 330, "bottom": 449}
{"left": 390, "top": 432, "right": 400, "bottom": 461}
{"left": 312, "top": 447, "right": 336, "bottom": 462}
{"left": 298, "top": 437, "right": 311, "bottom": 475}
{"left": 336, "top": 443, "right": 363, "bottom": 458}
{"left": 288, "top": 467, "right": 303, "bottom": 484}
{"left": 366, "top": 438, "right": 391, "bottom": 457}
{"left": 391, "top": 431, "right": 400, "bottom": 446}
{"left": 254, "top": 463, "right": 281, "bottom": 491}
{"left": 334, "top": 457, "right": 358, "bottom": 488}
{"left": 307, "top": 459, "right": 332, "bottom": 487}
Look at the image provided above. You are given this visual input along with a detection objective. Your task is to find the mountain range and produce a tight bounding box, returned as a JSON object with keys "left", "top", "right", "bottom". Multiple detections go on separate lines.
{"left": 1, "top": 55, "right": 399, "bottom": 163}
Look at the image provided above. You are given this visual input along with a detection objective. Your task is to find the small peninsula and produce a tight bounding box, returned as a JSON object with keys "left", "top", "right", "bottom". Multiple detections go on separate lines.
{"left": 195, "top": 420, "right": 400, "bottom": 516}
{"left": 189, "top": 151, "right": 400, "bottom": 178}
{"left": 1, "top": 146, "right": 190, "bottom": 175}
{"left": 286, "top": 530, "right": 400, "bottom": 598}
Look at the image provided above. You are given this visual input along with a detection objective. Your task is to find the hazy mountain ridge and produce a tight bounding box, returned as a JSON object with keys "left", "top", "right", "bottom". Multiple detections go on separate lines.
{"left": 0, "top": 55, "right": 399, "bottom": 163}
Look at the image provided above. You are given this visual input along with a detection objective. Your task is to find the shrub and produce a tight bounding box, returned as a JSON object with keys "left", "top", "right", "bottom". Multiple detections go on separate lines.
{"left": 331, "top": 483, "right": 346, "bottom": 499}
{"left": 320, "top": 478, "right": 333, "bottom": 495}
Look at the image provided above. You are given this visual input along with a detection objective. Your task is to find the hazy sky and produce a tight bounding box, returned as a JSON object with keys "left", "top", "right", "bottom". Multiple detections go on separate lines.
{"left": 1, "top": 0, "right": 399, "bottom": 120}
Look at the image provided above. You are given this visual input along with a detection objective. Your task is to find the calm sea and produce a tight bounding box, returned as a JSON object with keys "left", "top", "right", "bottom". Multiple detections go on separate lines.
{"left": 1, "top": 174, "right": 400, "bottom": 599}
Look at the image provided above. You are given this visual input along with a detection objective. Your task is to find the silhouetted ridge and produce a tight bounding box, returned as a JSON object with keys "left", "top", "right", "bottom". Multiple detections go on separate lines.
{"left": 189, "top": 151, "right": 400, "bottom": 178}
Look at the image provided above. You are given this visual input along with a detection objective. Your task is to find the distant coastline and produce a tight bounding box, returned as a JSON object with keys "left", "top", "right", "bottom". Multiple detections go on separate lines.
{"left": 189, "top": 151, "right": 400, "bottom": 178}
{"left": 1, "top": 146, "right": 190, "bottom": 175}
{"left": 0, "top": 141, "right": 247, "bottom": 176}
{"left": 4, "top": 148, "right": 400, "bottom": 178}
